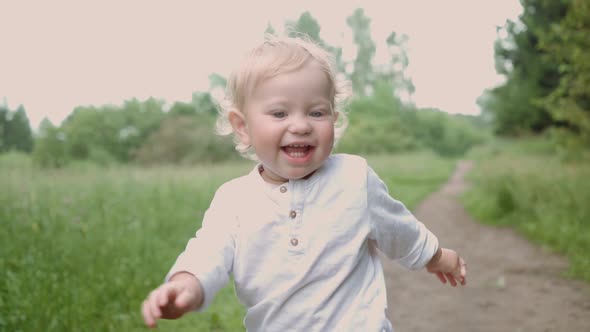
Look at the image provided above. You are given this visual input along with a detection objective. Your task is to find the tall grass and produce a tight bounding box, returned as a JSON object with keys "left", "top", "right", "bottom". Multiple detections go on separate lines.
{"left": 462, "top": 138, "right": 590, "bottom": 282}
{"left": 366, "top": 152, "right": 456, "bottom": 208}
{"left": 0, "top": 152, "right": 455, "bottom": 331}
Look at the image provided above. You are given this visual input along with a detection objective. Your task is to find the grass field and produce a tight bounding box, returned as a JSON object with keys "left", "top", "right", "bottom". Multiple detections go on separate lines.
{"left": 0, "top": 152, "right": 455, "bottom": 331}
{"left": 462, "top": 139, "right": 590, "bottom": 283}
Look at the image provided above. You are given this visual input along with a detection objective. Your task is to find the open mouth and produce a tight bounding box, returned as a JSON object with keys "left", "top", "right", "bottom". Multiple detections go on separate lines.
{"left": 281, "top": 144, "right": 314, "bottom": 158}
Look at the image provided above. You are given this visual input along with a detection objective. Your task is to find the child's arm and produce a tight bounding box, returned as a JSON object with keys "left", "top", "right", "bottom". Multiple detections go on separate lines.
{"left": 141, "top": 272, "right": 204, "bottom": 329}
{"left": 425, "top": 247, "right": 467, "bottom": 287}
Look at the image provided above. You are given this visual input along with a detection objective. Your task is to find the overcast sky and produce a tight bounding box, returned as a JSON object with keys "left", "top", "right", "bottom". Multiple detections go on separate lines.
{"left": 0, "top": 0, "right": 522, "bottom": 129}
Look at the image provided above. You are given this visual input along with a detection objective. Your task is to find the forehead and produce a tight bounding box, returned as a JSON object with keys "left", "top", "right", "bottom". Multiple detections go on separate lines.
{"left": 250, "top": 60, "right": 332, "bottom": 102}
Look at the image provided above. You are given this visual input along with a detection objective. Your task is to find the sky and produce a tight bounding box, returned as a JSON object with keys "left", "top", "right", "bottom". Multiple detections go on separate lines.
{"left": 0, "top": 0, "right": 522, "bottom": 130}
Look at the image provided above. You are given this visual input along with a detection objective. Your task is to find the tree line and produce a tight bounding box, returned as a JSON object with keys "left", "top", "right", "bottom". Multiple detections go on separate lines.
{"left": 0, "top": 104, "right": 33, "bottom": 154}
{"left": 32, "top": 93, "right": 237, "bottom": 168}
{"left": 4, "top": 9, "right": 489, "bottom": 168}
{"left": 480, "top": 0, "right": 589, "bottom": 155}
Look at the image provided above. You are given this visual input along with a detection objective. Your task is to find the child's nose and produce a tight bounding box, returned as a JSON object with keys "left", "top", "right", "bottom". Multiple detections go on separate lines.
{"left": 288, "top": 115, "right": 312, "bottom": 135}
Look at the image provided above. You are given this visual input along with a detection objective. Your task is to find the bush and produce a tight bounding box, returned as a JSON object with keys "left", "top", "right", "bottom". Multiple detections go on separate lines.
{"left": 337, "top": 84, "right": 487, "bottom": 157}
{"left": 134, "top": 115, "right": 238, "bottom": 165}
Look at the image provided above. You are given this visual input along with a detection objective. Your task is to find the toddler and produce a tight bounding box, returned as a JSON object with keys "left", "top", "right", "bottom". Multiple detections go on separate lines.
{"left": 142, "top": 35, "right": 466, "bottom": 331}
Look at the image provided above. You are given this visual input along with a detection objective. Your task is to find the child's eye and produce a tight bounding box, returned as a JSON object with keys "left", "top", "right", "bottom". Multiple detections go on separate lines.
{"left": 310, "top": 110, "right": 327, "bottom": 118}
{"left": 271, "top": 111, "right": 287, "bottom": 118}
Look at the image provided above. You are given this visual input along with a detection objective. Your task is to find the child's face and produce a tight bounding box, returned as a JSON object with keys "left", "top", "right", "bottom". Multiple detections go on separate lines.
{"left": 233, "top": 60, "right": 337, "bottom": 184}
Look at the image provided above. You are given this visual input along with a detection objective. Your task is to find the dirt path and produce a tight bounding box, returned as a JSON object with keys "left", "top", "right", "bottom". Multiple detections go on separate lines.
{"left": 382, "top": 161, "right": 590, "bottom": 332}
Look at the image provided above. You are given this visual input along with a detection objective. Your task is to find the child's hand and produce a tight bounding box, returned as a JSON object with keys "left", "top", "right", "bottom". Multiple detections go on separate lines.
{"left": 141, "top": 272, "right": 204, "bottom": 328}
{"left": 425, "top": 248, "right": 466, "bottom": 287}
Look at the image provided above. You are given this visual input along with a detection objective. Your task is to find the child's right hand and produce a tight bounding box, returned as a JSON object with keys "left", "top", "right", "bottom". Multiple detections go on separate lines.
{"left": 141, "top": 272, "right": 204, "bottom": 328}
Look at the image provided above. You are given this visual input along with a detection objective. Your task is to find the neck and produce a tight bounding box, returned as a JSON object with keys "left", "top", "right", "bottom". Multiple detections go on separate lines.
{"left": 258, "top": 165, "right": 316, "bottom": 184}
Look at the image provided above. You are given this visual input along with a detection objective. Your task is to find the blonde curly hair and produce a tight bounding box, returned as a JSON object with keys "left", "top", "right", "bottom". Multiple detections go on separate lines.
{"left": 215, "top": 34, "right": 350, "bottom": 159}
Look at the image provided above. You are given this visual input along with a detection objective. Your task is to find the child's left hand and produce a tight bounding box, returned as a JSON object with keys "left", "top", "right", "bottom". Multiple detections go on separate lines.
{"left": 425, "top": 248, "right": 466, "bottom": 287}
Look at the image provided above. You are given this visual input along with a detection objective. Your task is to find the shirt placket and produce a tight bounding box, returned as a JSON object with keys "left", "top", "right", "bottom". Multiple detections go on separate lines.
{"left": 286, "top": 180, "right": 305, "bottom": 255}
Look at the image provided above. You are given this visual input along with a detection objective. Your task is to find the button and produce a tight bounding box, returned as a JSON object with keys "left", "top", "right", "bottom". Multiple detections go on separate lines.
{"left": 290, "top": 238, "right": 299, "bottom": 246}
{"left": 280, "top": 186, "right": 287, "bottom": 193}
{"left": 289, "top": 210, "right": 297, "bottom": 219}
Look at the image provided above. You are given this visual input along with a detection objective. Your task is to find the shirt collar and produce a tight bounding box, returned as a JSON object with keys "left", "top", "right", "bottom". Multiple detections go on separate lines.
{"left": 248, "top": 158, "right": 331, "bottom": 199}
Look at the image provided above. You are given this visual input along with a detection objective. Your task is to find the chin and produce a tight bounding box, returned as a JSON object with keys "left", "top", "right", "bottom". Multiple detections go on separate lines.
{"left": 286, "top": 168, "right": 317, "bottom": 180}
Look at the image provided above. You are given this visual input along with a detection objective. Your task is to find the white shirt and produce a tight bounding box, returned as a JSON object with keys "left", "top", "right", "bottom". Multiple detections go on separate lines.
{"left": 167, "top": 154, "right": 439, "bottom": 331}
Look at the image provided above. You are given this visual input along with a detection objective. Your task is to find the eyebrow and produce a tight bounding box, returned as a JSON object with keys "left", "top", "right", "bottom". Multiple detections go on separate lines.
{"left": 257, "top": 96, "right": 332, "bottom": 109}
{"left": 263, "top": 101, "right": 289, "bottom": 109}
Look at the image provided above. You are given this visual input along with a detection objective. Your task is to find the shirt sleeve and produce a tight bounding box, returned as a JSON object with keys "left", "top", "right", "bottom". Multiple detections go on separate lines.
{"left": 166, "top": 186, "right": 236, "bottom": 311}
{"left": 367, "top": 166, "right": 438, "bottom": 270}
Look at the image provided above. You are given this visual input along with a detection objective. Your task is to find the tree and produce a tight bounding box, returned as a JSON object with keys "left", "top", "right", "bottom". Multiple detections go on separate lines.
{"left": 58, "top": 97, "right": 165, "bottom": 163}
{"left": 379, "top": 32, "right": 415, "bottom": 102}
{"left": 0, "top": 105, "right": 7, "bottom": 151}
{"left": 169, "top": 101, "right": 197, "bottom": 117}
{"left": 286, "top": 11, "right": 345, "bottom": 76}
{"left": 0, "top": 105, "right": 34, "bottom": 153}
{"left": 135, "top": 116, "right": 200, "bottom": 164}
{"left": 8, "top": 106, "right": 34, "bottom": 152}
{"left": 346, "top": 8, "right": 376, "bottom": 96}
{"left": 61, "top": 105, "right": 118, "bottom": 161}
{"left": 265, "top": 22, "right": 277, "bottom": 36}
{"left": 287, "top": 11, "right": 322, "bottom": 44}
{"left": 118, "top": 97, "right": 166, "bottom": 160}
{"left": 191, "top": 92, "right": 218, "bottom": 115}
{"left": 481, "top": 0, "right": 569, "bottom": 134}
{"left": 32, "top": 118, "right": 68, "bottom": 168}
{"left": 208, "top": 73, "right": 227, "bottom": 102}
{"left": 134, "top": 114, "right": 236, "bottom": 165}
{"left": 539, "top": 0, "right": 590, "bottom": 154}
{"left": 208, "top": 73, "right": 227, "bottom": 91}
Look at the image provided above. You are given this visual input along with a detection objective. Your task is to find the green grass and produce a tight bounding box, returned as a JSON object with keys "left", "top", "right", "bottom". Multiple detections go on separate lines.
{"left": 462, "top": 138, "right": 590, "bottom": 282}
{"left": 366, "top": 152, "right": 456, "bottom": 209}
{"left": 0, "top": 151, "right": 455, "bottom": 331}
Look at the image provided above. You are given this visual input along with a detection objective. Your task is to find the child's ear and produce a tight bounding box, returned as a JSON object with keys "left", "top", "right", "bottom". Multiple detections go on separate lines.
{"left": 228, "top": 110, "right": 251, "bottom": 146}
